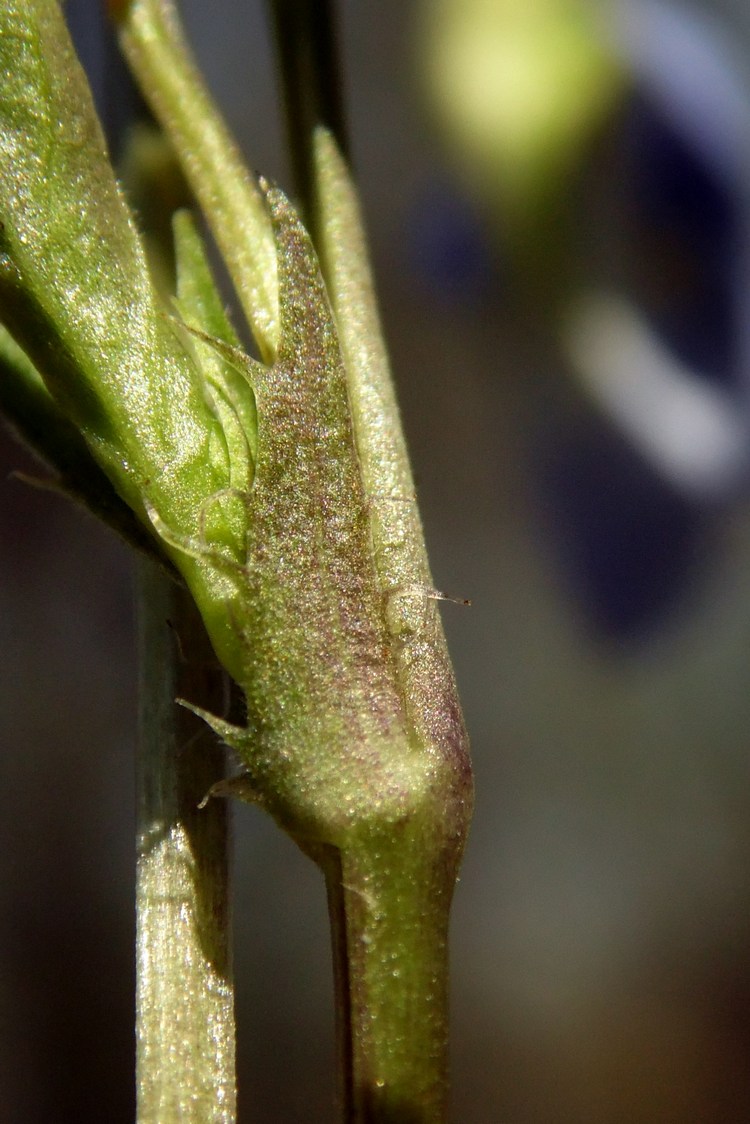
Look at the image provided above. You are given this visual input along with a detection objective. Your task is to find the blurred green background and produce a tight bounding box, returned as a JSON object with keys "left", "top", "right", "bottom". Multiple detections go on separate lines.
{"left": 3, "top": 1, "right": 750, "bottom": 1120}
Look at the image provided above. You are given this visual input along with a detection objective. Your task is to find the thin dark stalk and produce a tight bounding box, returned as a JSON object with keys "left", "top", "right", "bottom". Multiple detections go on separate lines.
{"left": 267, "top": 0, "right": 349, "bottom": 238}
{"left": 321, "top": 849, "right": 355, "bottom": 1116}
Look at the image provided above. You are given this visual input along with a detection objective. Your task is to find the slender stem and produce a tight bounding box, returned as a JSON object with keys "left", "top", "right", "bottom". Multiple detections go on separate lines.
{"left": 136, "top": 559, "right": 236, "bottom": 1123}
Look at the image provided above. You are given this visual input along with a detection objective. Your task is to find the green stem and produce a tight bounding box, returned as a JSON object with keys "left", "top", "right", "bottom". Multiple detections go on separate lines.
{"left": 136, "top": 560, "right": 236, "bottom": 1123}
{"left": 320, "top": 826, "right": 459, "bottom": 1123}
{"left": 265, "top": 8, "right": 471, "bottom": 1121}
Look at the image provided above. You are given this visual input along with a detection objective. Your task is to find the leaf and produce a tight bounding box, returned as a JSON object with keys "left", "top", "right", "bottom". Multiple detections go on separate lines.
{"left": 0, "top": 324, "right": 168, "bottom": 563}
{"left": 0, "top": 0, "right": 252, "bottom": 680}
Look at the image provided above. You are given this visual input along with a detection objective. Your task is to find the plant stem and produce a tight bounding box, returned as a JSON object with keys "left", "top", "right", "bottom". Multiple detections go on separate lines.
{"left": 267, "top": 6, "right": 472, "bottom": 1121}
{"left": 320, "top": 827, "right": 460, "bottom": 1124}
{"left": 135, "top": 559, "right": 236, "bottom": 1123}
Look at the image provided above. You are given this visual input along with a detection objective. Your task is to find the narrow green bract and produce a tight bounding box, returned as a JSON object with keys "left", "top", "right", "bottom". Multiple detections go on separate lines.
{"left": 181, "top": 186, "right": 439, "bottom": 846}
{"left": 119, "top": 0, "right": 279, "bottom": 362}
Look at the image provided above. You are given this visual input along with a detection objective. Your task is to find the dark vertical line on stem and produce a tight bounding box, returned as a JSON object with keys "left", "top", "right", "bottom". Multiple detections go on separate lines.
{"left": 321, "top": 847, "right": 355, "bottom": 1121}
